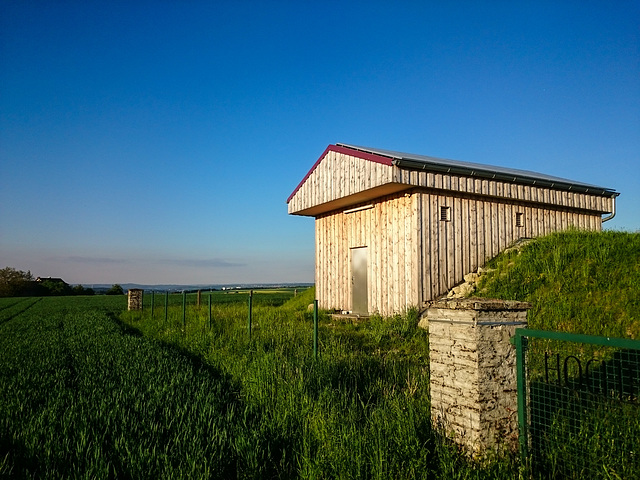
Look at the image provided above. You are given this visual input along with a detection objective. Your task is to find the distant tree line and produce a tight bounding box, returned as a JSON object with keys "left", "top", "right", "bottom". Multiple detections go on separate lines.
{"left": 0, "top": 267, "right": 123, "bottom": 297}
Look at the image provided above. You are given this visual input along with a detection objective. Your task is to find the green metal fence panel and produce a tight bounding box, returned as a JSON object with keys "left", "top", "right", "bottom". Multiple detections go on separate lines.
{"left": 514, "top": 328, "right": 640, "bottom": 479}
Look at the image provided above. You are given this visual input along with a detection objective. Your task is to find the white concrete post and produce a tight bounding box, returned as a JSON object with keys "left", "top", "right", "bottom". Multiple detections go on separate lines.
{"left": 127, "top": 288, "right": 144, "bottom": 311}
{"left": 423, "top": 298, "right": 530, "bottom": 456}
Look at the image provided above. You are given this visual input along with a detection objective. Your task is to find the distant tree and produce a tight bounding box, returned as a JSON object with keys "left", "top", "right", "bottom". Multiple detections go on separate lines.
{"left": 39, "top": 278, "right": 72, "bottom": 296}
{"left": 72, "top": 284, "right": 95, "bottom": 296}
{"left": 106, "top": 284, "right": 124, "bottom": 295}
{"left": 0, "top": 267, "right": 34, "bottom": 297}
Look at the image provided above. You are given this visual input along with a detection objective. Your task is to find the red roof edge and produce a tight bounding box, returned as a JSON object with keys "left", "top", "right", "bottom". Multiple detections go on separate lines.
{"left": 286, "top": 144, "right": 394, "bottom": 204}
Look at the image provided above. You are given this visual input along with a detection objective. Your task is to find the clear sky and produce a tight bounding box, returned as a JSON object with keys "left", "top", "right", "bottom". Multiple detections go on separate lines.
{"left": 1, "top": 1, "right": 639, "bottom": 286}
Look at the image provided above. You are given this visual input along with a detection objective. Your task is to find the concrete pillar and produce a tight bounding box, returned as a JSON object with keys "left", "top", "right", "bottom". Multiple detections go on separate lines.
{"left": 423, "top": 298, "right": 530, "bottom": 456}
{"left": 127, "top": 289, "right": 144, "bottom": 311}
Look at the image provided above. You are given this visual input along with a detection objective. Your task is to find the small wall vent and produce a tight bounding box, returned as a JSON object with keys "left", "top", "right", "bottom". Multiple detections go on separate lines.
{"left": 516, "top": 212, "right": 524, "bottom": 227}
{"left": 440, "top": 206, "right": 451, "bottom": 222}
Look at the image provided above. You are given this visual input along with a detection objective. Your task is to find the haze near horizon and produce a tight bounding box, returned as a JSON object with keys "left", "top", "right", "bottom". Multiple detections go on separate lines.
{"left": 1, "top": 1, "right": 638, "bottom": 285}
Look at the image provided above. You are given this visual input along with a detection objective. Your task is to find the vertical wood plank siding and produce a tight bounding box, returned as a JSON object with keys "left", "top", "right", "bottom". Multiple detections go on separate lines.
{"left": 315, "top": 190, "right": 604, "bottom": 315}
{"left": 288, "top": 151, "right": 393, "bottom": 214}
{"left": 315, "top": 193, "right": 417, "bottom": 314}
{"left": 416, "top": 191, "right": 603, "bottom": 311}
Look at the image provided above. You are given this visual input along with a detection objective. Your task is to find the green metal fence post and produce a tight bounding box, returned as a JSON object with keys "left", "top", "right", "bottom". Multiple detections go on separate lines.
{"left": 514, "top": 330, "right": 529, "bottom": 467}
{"left": 164, "top": 291, "right": 168, "bottom": 323}
{"left": 313, "top": 300, "right": 318, "bottom": 360}
{"left": 182, "top": 290, "right": 186, "bottom": 332}
{"left": 151, "top": 291, "right": 154, "bottom": 318}
{"left": 247, "top": 290, "right": 253, "bottom": 340}
{"left": 208, "top": 292, "right": 212, "bottom": 329}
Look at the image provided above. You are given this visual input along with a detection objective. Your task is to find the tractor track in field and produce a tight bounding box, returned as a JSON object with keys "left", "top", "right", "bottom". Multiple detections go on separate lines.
{"left": 0, "top": 297, "right": 42, "bottom": 325}
{"left": 0, "top": 297, "right": 31, "bottom": 312}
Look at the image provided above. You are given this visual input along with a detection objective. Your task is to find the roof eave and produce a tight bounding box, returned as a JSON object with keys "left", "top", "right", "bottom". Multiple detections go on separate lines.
{"left": 392, "top": 158, "right": 619, "bottom": 197}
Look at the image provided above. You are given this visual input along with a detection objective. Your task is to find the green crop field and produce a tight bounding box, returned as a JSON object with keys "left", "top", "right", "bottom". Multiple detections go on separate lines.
{"left": 140, "top": 287, "right": 303, "bottom": 309}
{"left": 0, "top": 290, "right": 517, "bottom": 479}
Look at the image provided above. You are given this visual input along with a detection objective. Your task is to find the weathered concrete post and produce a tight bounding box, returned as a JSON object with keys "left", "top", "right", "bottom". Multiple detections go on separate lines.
{"left": 127, "top": 288, "right": 144, "bottom": 311}
{"left": 421, "top": 297, "right": 530, "bottom": 456}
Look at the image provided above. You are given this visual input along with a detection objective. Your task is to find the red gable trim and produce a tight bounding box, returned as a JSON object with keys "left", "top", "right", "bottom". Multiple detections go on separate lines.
{"left": 286, "top": 144, "right": 394, "bottom": 203}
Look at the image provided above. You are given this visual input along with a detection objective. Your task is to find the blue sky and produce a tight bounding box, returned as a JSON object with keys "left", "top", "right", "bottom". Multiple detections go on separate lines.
{"left": 1, "top": 1, "right": 638, "bottom": 285}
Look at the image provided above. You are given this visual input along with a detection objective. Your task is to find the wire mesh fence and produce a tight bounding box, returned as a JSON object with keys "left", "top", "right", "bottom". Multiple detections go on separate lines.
{"left": 514, "top": 329, "right": 640, "bottom": 479}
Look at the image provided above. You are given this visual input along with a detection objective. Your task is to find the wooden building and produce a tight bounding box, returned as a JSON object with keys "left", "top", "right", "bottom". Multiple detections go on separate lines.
{"left": 287, "top": 144, "right": 619, "bottom": 316}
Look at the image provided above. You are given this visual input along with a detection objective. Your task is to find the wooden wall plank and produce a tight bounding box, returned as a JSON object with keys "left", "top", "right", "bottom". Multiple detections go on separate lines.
{"left": 431, "top": 194, "right": 439, "bottom": 300}
{"left": 454, "top": 196, "right": 463, "bottom": 285}
{"left": 340, "top": 211, "right": 348, "bottom": 309}
{"left": 506, "top": 203, "right": 514, "bottom": 245}
{"left": 392, "top": 196, "right": 400, "bottom": 313}
{"left": 477, "top": 199, "right": 485, "bottom": 267}
{"left": 470, "top": 199, "right": 478, "bottom": 272}
{"left": 446, "top": 196, "right": 454, "bottom": 291}
{"left": 379, "top": 199, "right": 387, "bottom": 314}
{"left": 376, "top": 202, "right": 383, "bottom": 314}
{"left": 413, "top": 194, "right": 422, "bottom": 307}
{"left": 329, "top": 214, "right": 335, "bottom": 309}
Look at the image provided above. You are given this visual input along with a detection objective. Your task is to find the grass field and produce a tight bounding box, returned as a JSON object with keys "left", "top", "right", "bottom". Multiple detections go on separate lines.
{"left": 0, "top": 291, "right": 517, "bottom": 479}
{"left": 140, "top": 287, "right": 301, "bottom": 309}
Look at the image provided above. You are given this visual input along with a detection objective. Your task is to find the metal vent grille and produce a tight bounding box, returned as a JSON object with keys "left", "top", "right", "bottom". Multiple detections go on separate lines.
{"left": 440, "top": 206, "right": 451, "bottom": 222}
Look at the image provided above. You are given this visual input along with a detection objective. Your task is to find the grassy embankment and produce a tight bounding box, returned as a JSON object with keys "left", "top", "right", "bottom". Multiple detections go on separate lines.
{"left": 473, "top": 229, "right": 640, "bottom": 339}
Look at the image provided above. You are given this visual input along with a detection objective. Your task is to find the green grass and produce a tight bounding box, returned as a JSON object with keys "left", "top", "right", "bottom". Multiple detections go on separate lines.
{"left": 120, "top": 288, "right": 439, "bottom": 479}
{"left": 531, "top": 384, "right": 640, "bottom": 479}
{"left": 474, "top": 229, "right": 640, "bottom": 339}
{"left": 1, "top": 292, "right": 518, "bottom": 479}
{"left": 1, "top": 296, "right": 240, "bottom": 478}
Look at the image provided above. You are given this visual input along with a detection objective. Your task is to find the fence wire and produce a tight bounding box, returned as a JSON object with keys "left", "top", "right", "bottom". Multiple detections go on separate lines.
{"left": 515, "top": 329, "right": 640, "bottom": 479}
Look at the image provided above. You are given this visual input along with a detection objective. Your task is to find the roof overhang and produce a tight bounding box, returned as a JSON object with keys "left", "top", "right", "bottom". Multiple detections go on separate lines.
{"left": 289, "top": 182, "right": 411, "bottom": 216}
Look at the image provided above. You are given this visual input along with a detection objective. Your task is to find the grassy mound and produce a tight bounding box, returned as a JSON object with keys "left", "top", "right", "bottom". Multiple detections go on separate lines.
{"left": 473, "top": 229, "right": 640, "bottom": 339}
{"left": 281, "top": 285, "right": 315, "bottom": 310}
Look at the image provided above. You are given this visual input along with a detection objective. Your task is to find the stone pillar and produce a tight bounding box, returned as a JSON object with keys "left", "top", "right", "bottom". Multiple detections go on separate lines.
{"left": 127, "top": 289, "right": 144, "bottom": 311}
{"left": 423, "top": 297, "right": 530, "bottom": 456}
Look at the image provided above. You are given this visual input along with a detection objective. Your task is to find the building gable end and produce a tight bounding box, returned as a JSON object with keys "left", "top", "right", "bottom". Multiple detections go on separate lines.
{"left": 287, "top": 145, "right": 396, "bottom": 216}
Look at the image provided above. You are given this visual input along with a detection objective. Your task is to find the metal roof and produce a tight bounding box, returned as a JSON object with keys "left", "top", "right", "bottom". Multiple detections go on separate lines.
{"left": 337, "top": 143, "right": 619, "bottom": 197}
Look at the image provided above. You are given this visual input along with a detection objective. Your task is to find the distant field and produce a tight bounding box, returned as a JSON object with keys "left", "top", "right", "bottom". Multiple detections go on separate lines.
{"left": 139, "top": 287, "right": 300, "bottom": 308}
